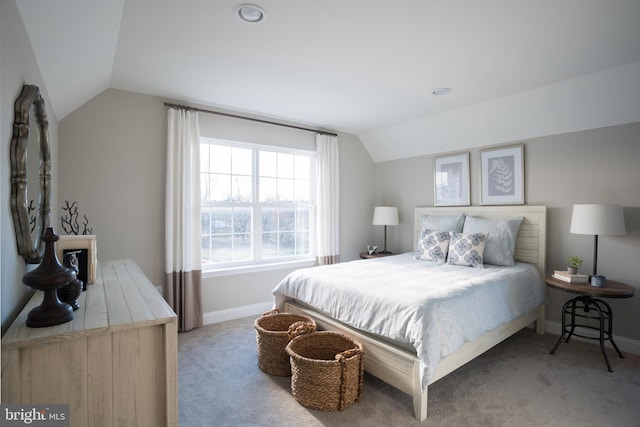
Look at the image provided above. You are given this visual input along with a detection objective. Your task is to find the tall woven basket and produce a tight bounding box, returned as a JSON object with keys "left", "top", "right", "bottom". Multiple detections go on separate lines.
{"left": 254, "top": 309, "right": 316, "bottom": 376}
{"left": 285, "top": 331, "right": 364, "bottom": 411}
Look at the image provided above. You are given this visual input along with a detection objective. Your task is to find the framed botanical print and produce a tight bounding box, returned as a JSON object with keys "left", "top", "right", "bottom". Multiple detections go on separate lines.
{"left": 480, "top": 144, "right": 524, "bottom": 205}
{"left": 434, "top": 152, "right": 470, "bottom": 206}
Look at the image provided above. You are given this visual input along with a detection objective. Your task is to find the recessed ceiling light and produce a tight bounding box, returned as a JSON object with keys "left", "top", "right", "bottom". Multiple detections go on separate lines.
{"left": 234, "top": 4, "right": 266, "bottom": 23}
{"left": 432, "top": 88, "right": 452, "bottom": 96}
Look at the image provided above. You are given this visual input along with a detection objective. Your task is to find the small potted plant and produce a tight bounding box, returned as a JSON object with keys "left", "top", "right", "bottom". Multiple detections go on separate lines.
{"left": 567, "top": 256, "right": 583, "bottom": 274}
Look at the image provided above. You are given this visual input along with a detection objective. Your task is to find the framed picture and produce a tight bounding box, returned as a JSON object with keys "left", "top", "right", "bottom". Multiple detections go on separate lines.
{"left": 480, "top": 144, "right": 524, "bottom": 205}
{"left": 56, "top": 235, "right": 97, "bottom": 285}
{"left": 434, "top": 152, "right": 470, "bottom": 206}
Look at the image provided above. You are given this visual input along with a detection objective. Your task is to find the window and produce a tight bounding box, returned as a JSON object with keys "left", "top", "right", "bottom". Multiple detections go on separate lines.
{"left": 200, "top": 138, "right": 315, "bottom": 270}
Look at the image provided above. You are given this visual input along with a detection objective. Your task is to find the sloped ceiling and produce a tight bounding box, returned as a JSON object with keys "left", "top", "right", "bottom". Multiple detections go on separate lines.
{"left": 16, "top": 0, "right": 640, "bottom": 162}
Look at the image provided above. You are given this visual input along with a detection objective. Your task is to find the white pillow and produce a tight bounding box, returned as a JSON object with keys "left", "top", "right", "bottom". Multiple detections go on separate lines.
{"left": 414, "top": 230, "right": 451, "bottom": 264}
{"left": 462, "top": 216, "right": 523, "bottom": 266}
{"left": 447, "top": 232, "right": 488, "bottom": 268}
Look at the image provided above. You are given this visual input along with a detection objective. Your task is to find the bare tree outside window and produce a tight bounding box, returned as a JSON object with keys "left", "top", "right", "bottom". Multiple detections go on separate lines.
{"left": 200, "top": 139, "right": 315, "bottom": 269}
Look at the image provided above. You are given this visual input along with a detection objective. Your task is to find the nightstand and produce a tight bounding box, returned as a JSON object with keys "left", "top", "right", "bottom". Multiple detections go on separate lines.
{"left": 545, "top": 276, "right": 635, "bottom": 372}
{"left": 359, "top": 252, "right": 394, "bottom": 259}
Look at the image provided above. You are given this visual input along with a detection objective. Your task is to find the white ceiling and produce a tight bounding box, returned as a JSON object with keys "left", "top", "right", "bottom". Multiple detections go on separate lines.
{"left": 16, "top": 1, "right": 640, "bottom": 161}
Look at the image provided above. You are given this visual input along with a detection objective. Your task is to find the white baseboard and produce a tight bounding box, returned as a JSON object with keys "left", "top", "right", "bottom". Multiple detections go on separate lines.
{"left": 545, "top": 320, "right": 640, "bottom": 356}
{"left": 203, "top": 301, "right": 273, "bottom": 325}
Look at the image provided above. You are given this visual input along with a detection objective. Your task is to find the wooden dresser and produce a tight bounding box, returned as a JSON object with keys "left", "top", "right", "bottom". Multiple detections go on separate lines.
{"left": 1, "top": 259, "right": 177, "bottom": 427}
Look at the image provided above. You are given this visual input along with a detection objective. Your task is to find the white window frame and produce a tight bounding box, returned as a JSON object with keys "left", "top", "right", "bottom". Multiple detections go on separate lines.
{"left": 200, "top": 137, "right": 316, "bottom": 273}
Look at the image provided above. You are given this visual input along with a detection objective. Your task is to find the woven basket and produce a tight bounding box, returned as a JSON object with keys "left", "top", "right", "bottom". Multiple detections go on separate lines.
{"left": 254, "top": 309, "right": 316, "bottom": 376}
{"left": 285, "top": 331, "right": 364, "bottom": 411}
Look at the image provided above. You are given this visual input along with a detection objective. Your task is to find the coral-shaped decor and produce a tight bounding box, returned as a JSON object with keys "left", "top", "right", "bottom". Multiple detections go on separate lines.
{"left": 60, "top": 200, "right": 93, "bottom": 235}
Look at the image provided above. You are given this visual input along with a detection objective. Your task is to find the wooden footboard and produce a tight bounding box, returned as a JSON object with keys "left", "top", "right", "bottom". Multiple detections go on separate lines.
{"left": 284, "top": 300, "right": 545, "bottom": 421}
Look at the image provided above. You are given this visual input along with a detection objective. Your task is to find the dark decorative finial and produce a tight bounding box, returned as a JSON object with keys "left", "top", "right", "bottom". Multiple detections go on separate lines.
{"left": 22, "top": 227, "right": 76, "bottom": 327}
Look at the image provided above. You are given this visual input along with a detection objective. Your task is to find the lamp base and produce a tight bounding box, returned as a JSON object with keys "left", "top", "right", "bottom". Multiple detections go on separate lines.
{"left": 378, "top": 250, "right": 392, "bottom": 255}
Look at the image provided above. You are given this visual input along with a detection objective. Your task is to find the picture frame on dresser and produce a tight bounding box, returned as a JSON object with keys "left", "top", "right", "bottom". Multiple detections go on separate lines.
{"left": 434, "top": 152, "right": 470, "bottom": 206}
{"left": 56, "top": 234, "right": 97, "bottom": 285}
{"left": 480, "top": 144, "right": 524, "bottom": 205}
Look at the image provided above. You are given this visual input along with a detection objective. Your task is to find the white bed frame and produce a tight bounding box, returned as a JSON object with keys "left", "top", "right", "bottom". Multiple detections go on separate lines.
{"left": 284, "top": 205, "right": 547, "bottom": 421}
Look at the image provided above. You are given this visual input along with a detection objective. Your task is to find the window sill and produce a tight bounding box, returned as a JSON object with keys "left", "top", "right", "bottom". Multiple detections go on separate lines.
{"left": 202, "top": 258, "right": 315, "bottom": 278}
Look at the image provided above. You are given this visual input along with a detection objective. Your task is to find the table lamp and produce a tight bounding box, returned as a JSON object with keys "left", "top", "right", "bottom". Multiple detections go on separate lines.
{"left": 373, "top": 206, "right": 399, "bottom": 254}
{"left": 569, "top": 204, "right": 626, "bottom": 277}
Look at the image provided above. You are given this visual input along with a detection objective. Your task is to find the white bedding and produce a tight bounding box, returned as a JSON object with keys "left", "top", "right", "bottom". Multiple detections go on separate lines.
{"left": 273, "top": 252, "right": 546, "bottom": 388}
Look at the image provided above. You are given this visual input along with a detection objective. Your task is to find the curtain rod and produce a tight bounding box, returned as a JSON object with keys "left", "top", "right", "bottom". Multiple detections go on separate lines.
{"left": 163, "top": 102, "right": 338, "bottom": 137}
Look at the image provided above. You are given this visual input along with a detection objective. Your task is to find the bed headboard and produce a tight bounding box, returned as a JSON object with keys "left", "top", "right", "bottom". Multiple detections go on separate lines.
{"left": 414, "top": 205, "right": 547, "bottom": 276}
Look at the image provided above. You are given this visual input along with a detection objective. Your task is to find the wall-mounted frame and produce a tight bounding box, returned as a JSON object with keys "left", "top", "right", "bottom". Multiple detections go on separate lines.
{"left": 10, "top": 84, "right": 52, "bottom": 264}
{"left": 480, "top": 144, "right": 524, "bottom": 205}
{"left": 434, "top": 152, "right": 470, "bottom": 206}
{"left": 56, "top": 235, "right": 97, "bottom": 285}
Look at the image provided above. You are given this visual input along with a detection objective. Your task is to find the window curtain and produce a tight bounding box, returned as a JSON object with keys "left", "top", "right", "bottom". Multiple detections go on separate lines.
{"left": 165, "top": 108, "right": 203, "bottom": 331}
{"left": 315, "top": 134, "right": 340, "bottom": 265}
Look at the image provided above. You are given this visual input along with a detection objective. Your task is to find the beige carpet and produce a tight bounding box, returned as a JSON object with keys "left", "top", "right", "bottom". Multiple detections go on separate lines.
{"left": 178, "top": 316, "right": 640, "bottom": 426}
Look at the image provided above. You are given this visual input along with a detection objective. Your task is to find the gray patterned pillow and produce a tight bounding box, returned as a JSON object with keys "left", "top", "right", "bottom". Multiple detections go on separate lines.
{"left": 462, "top": 216, "right": 523, "bottom": 266}
{"left": 446, "top": 232, "right": 488, "bottom": 268}
{"left": 414, "top": 230, "right": 451, "bottom": 264}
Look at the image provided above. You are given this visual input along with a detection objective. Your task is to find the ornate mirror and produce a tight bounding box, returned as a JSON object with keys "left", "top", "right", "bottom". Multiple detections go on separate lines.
{"left": 10, "top": 84, "right": 52, "bottom": 264}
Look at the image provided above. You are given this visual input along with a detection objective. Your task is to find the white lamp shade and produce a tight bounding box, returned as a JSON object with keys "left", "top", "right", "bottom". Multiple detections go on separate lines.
{"left": 570, "top": 204, "right": 626, "bottom": 235}
{"left": 373, "top": 206, "right": 399, "bottom": 226}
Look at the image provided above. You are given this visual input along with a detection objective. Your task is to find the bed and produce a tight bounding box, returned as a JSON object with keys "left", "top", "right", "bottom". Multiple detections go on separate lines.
{"left": 273, "top": 205, "right": 547, "bottom": 420}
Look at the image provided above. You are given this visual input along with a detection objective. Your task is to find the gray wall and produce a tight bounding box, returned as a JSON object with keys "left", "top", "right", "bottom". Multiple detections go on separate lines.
{"left": 1, "top": 0, "right": 60, "bottom": 333}
{"left": 58, "top": 89, "right": 166, "bottom": 286}
{"left": 19, "top": 79, "right": 640, "bottom": 345}
{"left": 59, "top": 89, "right": 376, "bottom": 316}
{"left": 374, "top": 122, "right": 640, "bottom": 341}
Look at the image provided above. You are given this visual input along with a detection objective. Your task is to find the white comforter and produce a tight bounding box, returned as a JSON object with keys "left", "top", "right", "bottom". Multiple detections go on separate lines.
{"left": 273, "top": 253, "right": 546, "bottom": 388}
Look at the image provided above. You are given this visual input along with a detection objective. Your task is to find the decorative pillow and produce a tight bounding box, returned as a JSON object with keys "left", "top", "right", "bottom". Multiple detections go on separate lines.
{"left": 414, "top": 230, "right": 451, "bottom": 264}
{"left": 419, "top": 213, "right": 465, "bottom": 234}
{"left": 462, "top": 216, "right": 523, "bottom": 266}
{"left": 447, "top": 232, "right": 488, "bottom": 268}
